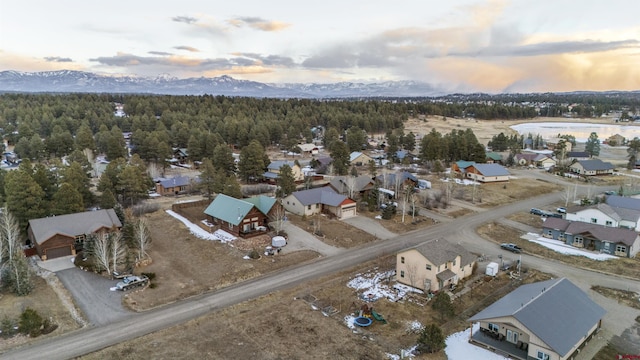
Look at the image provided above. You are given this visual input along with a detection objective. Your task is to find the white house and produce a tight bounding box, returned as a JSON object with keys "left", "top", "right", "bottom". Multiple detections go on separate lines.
{"left": 565, "top": 203, "right": 640, "bottom": 231}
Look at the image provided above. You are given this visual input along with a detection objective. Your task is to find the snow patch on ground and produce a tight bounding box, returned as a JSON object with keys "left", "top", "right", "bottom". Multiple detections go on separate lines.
{"left": 166, "top": 210, "right": 237, "bottom": 243}
{"left": 441, "top": 177, "right": 480, "bottom": 186}
{"left": 523, "top": 233, "right": 618, "bottom": 261}
{"left": 445, "top": 323, "right": 509, "bottom": 360}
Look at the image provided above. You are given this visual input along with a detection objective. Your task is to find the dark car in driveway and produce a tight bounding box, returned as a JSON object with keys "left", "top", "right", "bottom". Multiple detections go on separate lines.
{"left": 500, "top": 243, "right": 522, "bottom": 253}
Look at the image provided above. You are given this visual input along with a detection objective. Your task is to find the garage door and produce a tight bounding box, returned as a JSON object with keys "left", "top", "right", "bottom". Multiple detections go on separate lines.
{"left": 45, "top": 246, "right": 72, "bottom": 260}
{"left": 341, "top": 208, "right": 356, "bottom": 219}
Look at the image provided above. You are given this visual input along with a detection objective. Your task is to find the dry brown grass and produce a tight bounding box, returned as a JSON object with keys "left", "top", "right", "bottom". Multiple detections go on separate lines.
{"left": 286, "top": 213, "right": 377, "bottom": 247}
{"left": 507, "top": 211, "right": 546, "bottom": 228}
{"left": 124, "top": 210, "right": 319, "bottom": 311}
{"left": 592, "top": 286, "right": 640, "bottom": 310}
{"left": 476, "top": 221, "right": 640, "bottom": 279}
{"left": 0, "top": 276, "right": 82, "bottom": 352}
{"left": 84, "top": 255, "right": 550, "bottom": 360}
{"left": 470, "top": 178, "right": 561, "bottom": 208}
{"left": 358, "top": 210, "right": 438, "bottom": 234}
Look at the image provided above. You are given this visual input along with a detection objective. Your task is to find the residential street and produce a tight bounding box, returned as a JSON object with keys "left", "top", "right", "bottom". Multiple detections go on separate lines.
{"left": 3, "top": 188, "right": 640, "bottom": 359}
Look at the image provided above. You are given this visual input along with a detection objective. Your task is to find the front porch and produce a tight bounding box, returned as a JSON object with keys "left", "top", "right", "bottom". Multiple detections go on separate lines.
{"left": 470, "top": 327, "right": 528, "bottom": 360}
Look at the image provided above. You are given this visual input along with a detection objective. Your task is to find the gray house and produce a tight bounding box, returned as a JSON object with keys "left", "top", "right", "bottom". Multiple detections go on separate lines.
{"left": 569, "top": 159, "right": 614, "bottom": 176}
{"left": 282, "top": 187, "right": 357, "bottom": 220}
{"left": 468, "top": 278, "right": 605, "bottom": 360}
{"left": 542, "top": 217, "right": 640, "bottom": 258}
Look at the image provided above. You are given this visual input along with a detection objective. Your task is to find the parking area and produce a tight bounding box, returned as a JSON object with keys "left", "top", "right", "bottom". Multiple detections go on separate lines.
{"left": 55, "top": 268, "right": 131, "bottom": 326}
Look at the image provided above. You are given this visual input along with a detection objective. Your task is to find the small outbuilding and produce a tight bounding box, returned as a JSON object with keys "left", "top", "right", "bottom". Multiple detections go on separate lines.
{"left": 485, "top": 262, "right": 499, "bottom": 276}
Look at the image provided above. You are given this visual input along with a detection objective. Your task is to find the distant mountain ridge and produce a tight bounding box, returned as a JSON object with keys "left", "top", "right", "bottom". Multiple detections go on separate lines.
{"left": 0, "top": 70, "right": 445, "bottom": 98}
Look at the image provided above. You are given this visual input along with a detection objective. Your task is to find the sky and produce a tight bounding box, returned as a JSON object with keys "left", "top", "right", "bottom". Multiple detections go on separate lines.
{"left": 1, "top": 0, "right": 639, "bottom": 93}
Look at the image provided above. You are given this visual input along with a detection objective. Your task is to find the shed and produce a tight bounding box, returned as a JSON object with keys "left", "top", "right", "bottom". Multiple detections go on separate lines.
{"left": 485, "top": 262, "right": 499, "bottom": 276}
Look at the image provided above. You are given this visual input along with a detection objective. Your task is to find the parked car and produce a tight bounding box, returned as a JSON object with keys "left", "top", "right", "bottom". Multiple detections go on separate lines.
{"left": 556, "top": 207, "right": 566, "bottom": 214}
{"left": 604, "top": 190, "right": 616, "bottom": 195}
{"left": 530, "top": 208, "right": 544, "bottom": 215}
{"left": 500, "top": 243, "right": 522, "bottom": 253}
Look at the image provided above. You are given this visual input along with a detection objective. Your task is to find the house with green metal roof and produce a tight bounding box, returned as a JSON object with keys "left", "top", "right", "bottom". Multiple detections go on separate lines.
{"left": 204, "top": 194, "right": 278, "bottom": 238}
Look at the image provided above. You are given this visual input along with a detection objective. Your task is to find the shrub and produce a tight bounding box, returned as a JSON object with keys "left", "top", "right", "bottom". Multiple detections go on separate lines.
{"left": 141, "top": 272, "right": 156, "bottom": 281}
{"left": 248, "top": 249, "right": 261, "bottom": 259}
{"left": 131, "top": 203, "right": 160, "bottom": 216}
{"left": 0, "top": 316, "right": 17, "bottom": 338}
{"left": 19, "top": 308, "right": 43, "bottom": 337}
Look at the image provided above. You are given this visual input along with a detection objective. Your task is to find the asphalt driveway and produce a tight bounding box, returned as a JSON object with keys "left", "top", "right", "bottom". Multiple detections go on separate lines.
{"left": 56, "top": 268, "right": 131, "bottom": 326}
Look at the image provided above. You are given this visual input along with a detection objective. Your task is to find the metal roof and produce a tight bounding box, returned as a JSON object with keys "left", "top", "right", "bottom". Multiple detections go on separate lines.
{"left": 267, "top": 160, "right": 298, "bottom": 171}
{"left": 574, "top": 159, "right": 614, "bottom": 171}
{"left": 204, "top": 194, "right": 255, "bottom": 226}
{"left": 158, "top": 176, "right": 193, "bottom": 189}
{"left": 468, "top": 278, "right": 605, "bottom": 357}
{"left": 290, "top": 187, "right": 347, "bottom": 207}
{"left": 471, "top": 163, "right": 510, "bottom": 177}
{"left": 606, "top": 195, "right": 640, "bottom": 211}
{"left": 242, "top": 196, "right": 276, "bottom": 215}
{"left": 28, "top": 209, "right": 122, "bottom": 245}
{"left": 329, "top": 175, "right": 375, "bottom": 194}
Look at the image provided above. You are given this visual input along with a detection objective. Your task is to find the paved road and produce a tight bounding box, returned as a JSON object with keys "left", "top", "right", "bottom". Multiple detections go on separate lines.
{"left": 4, "top": 188, "right": 640, "bottom": 359}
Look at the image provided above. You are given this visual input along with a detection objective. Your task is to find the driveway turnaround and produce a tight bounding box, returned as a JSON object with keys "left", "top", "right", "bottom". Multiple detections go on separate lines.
{"left": 342, "top": 215, "right": 397, "bottom": 239}
{"left": 56, "top": 268, "right": 131, "bottom": 326}
{"left": 281, "top": 222, "right": 342, "bottom": 256}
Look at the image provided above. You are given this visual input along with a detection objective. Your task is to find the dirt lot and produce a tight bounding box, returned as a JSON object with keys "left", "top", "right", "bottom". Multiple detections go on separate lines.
{"left": 124, "top": 209, "right": 319, "bottom": 311}
{"left": 592, "top": 286, "right": 640, "bottom": 310}
{"left": 286, "top": 213, "right": 377, "bottom": 248}
{"left": 357, "top": 210, "right": 439, "bottom": 234}
{"left": 83, "top": 253, "right": 552, "bottom": 360}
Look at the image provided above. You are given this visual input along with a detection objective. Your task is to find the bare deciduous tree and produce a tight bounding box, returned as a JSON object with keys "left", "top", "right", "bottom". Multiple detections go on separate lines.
{"left": 134, "top": 218, "right": 152, "bottom": 263}
{"left": 405, "top": 262, "right": 419, "bottom": 289}
{"left": 0, "top": 209, "right": 33, "bottom": 295}
{"left": 269, "top": 202, "right": 287, "bottom": 236}
{"left": 345, "top": 175, "right": 357, "bottom": 199}
{"left": 87, "top": 232, "right": 111, "bottom": 274}
{"left": 110, "top": 231, "right": 126, "bottom": 274}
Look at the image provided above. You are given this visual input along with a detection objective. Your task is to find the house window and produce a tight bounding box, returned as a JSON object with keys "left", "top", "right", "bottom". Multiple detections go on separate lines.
{"left": 287, "top": 201, "right": 289, "bottom": 205}
{"left": 605, "top": 220, "right": 613, "bottom": 226}
{"left": 426, "top": 264, "right": 431, "bottom": 271}
{"left": 453, "top": 259, "right": 456, "bottom": 266}
{"left": 591, "top": 218, "right": 597, "bottom": 224}
{"left": 574, "top": 236, "right": 583, "bottom": 245}
{"left": 537, "top": 351, "right": 550, "bottom": 360}
{"left": 401, "top": 257, "right": 405, "bottom": 264}
{"left": 445, "top": 262, "right": 448, "bottom": 269}
{"left": 545, "top": 229, "right": 552, "bottom": 236}
{"left": 316, "top": 204, "right": 319, "bottom": 209}
{"left": 308, "top": 205, "right": 312, "bottom": 210}
{"left": 488, "top": 323, "right": 499, "bottom": 332}
{"left": 616, "top": 245, "right": 627, "bottom": 253}
{"left": 400, "top": 270, "right": 405, "bottom": 278}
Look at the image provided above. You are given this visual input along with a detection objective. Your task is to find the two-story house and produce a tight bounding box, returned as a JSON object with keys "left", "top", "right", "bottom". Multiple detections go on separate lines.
{"left": 263, "top": 160, "right": 304, "bottom": 183}
{"left": 396, "top": 238, "right": 476, "bottom": 293}
{"left": 565, "top": 203, "right": 640, "bottom": 231}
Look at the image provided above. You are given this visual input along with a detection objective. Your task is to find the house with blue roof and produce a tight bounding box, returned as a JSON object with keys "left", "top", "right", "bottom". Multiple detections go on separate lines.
{"left": 155, "top": 176, "right": 197, "bottom": 196}
{"left": 203, "top": 194, "right": 277, "bottom": 238}
{"left": 468, "top": 278, "right": 605, "bottom": 360}
{"left": 282, "top": 187, "right": 357, "bottom": 220}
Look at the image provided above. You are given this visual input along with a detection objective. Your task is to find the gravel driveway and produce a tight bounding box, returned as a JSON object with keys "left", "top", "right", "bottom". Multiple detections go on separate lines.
{"left": 341, "top": 215, "right": 397, "bottom": 239}
{"left": 56, "top": 268, "right": 131, "bottom": 326}
{"left": 281, "top": 222, "right": 343, "bottom": 256}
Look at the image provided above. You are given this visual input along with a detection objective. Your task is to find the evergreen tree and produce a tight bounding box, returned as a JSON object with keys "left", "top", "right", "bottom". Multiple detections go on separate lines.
{"left": 431, "top": 291, "right": 455, "bottom": 320}
{"left": 346, "top": 126, "right": 366, "bottom": 152}
{"left": 212, "top": 144, "right": 236, "bottom": 176}
{"left": 75, "top": 124, "right": 97, "bottom": 153}
{"left": 62, "top": 161, "right": 94, "bottom": 206}
{"left": 238, "top": 140, "right": 268, "bottom": 183}
{"left": 276, "top": 164, "right": 296, "bottom": 198}
{"left": 99, "top": 188, "right": 117, "bottom": 209}
{"left": 222, "top": 175, "right": 242, "bottom": 198}
{"left": 198, "top": 158, "right": 217, "bottom": 199}
{"left": 51, "top": 183, "right": 85, "bottom": 215}
{"left": 627, "top": 137, "right": 640, "bottom": 169}
{"left": 585, "top": 132, "right": 600, "bottom": 157}
{"left": 5, "top": 169, "right": 46, "bottom": 230}
{"left": 330, "top": 141, "right": 350, "bottom": 176}
{"left": 417, "top": 324, "right": 446, "bottom": 354}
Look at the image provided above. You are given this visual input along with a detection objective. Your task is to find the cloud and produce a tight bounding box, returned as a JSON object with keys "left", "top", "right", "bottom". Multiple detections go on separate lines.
{"left": 174, "top": 46, "right": 200, "bottom": 52}
{"left": 172, "top": 16, "right": 197, "bottom": 24}
{"left": 451, "top": 39, "right": 640, "bottom": 57}
{"left": 227, "top": 16, "right": 290, "bottom": 31}
{"left": 232, "top": 53, "right": 295, "bottom": 67}
{"left": 0, "top": 52, "right": 85, "bottom": 72}
{"left": 148, "top": 51, "right": 173, "bottom": 56}
{"left": 44, "top": 56, "right": 73, "bottom": 63}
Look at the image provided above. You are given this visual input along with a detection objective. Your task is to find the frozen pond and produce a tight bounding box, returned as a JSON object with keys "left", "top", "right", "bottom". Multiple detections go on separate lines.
{"left": 510, "top": 122, "right": 640, "bottom": 142}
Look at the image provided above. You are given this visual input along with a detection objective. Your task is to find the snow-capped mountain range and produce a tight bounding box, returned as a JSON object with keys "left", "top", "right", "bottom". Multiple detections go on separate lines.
{"left": 0, "top": 70, "right": 445, "bottom": 98}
